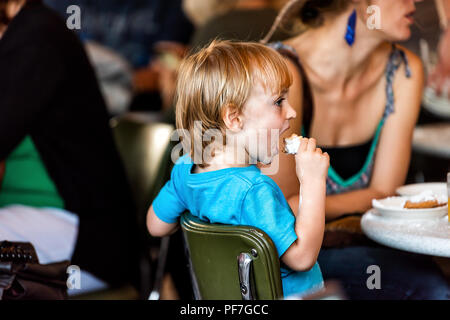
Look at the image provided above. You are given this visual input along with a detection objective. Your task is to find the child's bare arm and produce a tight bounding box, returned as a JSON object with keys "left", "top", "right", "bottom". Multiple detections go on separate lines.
{"left": 281, "top": 138, "right": 329, "bottom": 271}
{"left": 146, "top": 205, "right": 179, "bottom": 237}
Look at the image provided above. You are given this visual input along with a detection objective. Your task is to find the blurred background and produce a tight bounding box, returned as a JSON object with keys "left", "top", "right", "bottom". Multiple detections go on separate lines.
{"left": 45, "top": 0, "right": 450, "bottom": 299}
{"left": 0, "top": 0, "right": 448, "bottom": 300}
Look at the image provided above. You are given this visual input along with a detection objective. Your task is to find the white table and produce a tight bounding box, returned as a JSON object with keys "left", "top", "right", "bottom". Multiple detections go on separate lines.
{"left": 361, "top": 209, "right": 450, "bottom": 258}
{"left": 413, "top": 123, "right": 450, "bottom": 159}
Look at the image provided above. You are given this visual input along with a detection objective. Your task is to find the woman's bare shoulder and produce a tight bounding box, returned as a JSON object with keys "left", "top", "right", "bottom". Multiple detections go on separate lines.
{"left": 395, "top": 44, "right": 425, "bottom": 82}
{"left": 391, "top": 45, "right": 425, "bottom": 115}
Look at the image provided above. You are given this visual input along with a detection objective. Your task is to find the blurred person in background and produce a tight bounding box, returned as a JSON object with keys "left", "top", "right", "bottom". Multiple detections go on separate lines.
{"left": 45, "top": 0, "right": 195, "bottom": 298}
{"left": 182, "top": 0, "right": 229, "bottom": 28}
{"left": 262, "top": 0, "right": 449, "bottom": 299}
{"left": 45, "top": 0, "right": 194, "bottom": 114}
{"left": 0, "top": 0, "right": 140, "bottom": 294}
{"left": 155, "top": 0, "right": 291, "bottom": 123}
{"left": 429, "top": 0, "right": 450, "bottom": 96}
{"left": 189, "top": 0, "right": 290, "bottom": 50}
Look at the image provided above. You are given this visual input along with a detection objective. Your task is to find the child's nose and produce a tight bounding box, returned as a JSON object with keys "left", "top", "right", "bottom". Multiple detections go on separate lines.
{"left": 285, "top": 102, "right": 297, "bottom": 120}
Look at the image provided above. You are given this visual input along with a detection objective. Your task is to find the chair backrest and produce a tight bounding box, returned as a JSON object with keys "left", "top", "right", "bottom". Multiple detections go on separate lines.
{"left": 110, "top": 113, "right": 175, "bottom": 224}
{"left": 181, "top": 212, "right": 283, "bottom": 300}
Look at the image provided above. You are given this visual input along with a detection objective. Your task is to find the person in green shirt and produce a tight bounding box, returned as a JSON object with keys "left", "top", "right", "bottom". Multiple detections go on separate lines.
{"left": 0, "top": 137, "right": 64, "bottom": 209}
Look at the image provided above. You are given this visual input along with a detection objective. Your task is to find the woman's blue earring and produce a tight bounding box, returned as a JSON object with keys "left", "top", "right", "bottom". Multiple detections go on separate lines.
{"left": 345, "top": 9, "right": 357, "bottom": 46}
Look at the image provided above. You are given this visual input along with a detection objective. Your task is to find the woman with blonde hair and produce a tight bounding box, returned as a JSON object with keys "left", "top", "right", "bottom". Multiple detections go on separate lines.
{"left": 262, "top": 0, "right": 449, "bottom": 299}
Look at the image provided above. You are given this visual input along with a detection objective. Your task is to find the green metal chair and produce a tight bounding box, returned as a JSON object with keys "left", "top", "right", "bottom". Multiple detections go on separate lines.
{"left": 110, "top": 112, "right": 175, "bottom": 218}
{"left": 110, "top": 112, "right": 175, "bottom": 299}
{"left": 181, "top": 212, "right": 284, "bottom": 300}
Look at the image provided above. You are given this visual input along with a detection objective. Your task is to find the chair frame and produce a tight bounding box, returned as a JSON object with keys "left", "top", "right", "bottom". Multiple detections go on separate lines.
{"left": 181, "top": 212, "right": 284, "bottom": 300}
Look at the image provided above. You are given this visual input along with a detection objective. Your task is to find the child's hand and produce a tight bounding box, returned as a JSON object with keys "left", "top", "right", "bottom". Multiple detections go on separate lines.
{"left": 294, "top": 137, "right": 329, "bottom": 184}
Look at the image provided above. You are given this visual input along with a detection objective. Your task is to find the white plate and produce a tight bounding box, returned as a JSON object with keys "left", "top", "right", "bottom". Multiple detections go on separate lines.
{"left": 372, "top": 197, "right": 447, "bottom": 219}
{"left": 396, "top": 182, "right": 447, "bottom": 197}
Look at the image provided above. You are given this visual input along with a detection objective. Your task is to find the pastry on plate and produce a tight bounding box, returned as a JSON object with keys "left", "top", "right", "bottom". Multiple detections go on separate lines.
{"left": 403, "top": 190, "right": 447, "bottom": 209}
{"left": 404, "top": 200, "right": 445, "bottom": 209}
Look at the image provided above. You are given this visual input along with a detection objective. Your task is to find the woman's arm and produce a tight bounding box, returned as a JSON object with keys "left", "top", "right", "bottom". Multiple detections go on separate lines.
{"left": 328, "top": 48, "right": 424, "bottom": 220}
{"left": 363, "top": 48, "right": 424, "bottom": 200}
{"left": 289, "top": 187, "right": 387, "bottom": 221}
{"left": 324, "top": 189, "right": 390, "bottom": 220}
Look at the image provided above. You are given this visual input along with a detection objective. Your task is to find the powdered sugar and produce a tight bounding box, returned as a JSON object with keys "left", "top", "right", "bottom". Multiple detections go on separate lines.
{"left": 407, "top": 190, "right": 447, "bottom": 205}
{"left": 284, "top": 134, "right": 301, "bottom": 155}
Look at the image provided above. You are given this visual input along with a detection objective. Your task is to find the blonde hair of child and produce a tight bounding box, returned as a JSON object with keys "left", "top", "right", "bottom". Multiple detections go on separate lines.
{"left": 175, "top": 40, "right": 292, "bottom": 167}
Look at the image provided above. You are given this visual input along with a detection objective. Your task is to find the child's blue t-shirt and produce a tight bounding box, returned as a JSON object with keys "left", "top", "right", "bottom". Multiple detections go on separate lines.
{"left": 152, "top": 155, "right": 324, "bottom": 297}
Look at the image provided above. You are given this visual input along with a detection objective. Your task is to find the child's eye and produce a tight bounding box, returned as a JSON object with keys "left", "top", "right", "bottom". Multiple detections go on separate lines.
{"left": 275, "top": 98, "right": 285, "bottom": 107}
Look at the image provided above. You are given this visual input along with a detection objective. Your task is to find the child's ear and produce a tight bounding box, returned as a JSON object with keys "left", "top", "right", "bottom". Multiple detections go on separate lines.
{"left": 222, "top": 104, "right": 243, "bottom": 132}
